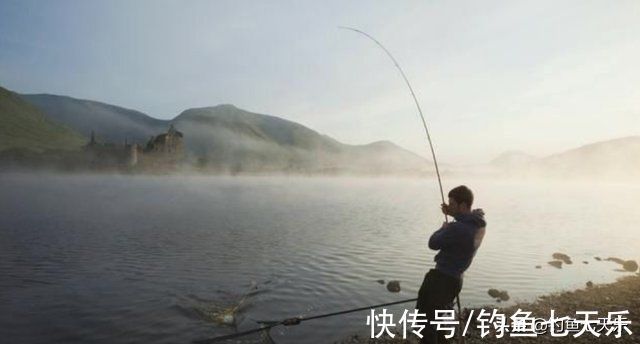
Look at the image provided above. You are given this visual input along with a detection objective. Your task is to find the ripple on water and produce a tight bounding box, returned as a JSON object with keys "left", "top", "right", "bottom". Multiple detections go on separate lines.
{"left": 1, "top": 175, "right": 638, "bottom": 344}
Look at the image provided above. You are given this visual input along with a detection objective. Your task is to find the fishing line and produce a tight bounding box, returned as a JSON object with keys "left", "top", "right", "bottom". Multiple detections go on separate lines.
{"left": 193, "top": 297, "right": 419, "bottom": 343}
{"left": 338, "top": 26, "right": 448, "bottom": 223}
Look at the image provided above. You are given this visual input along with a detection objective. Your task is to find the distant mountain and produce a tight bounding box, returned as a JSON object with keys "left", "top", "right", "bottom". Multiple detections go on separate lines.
{"left": 22, "top": 94, "right": 169, "bottom": 144}
{"left": 536, "top": 136, "right": 640, "bottom": 179}
{"left": 492, "top": 137, "right": 640, "bottom": 180}
{"left": 0, "top": 87, "right": 84, "bottom": 152}
{"left": 173, "top": 105, "right": 430, "bottom": 174}
{"left": 18, "top": 92, "right": 431, "bottom": 175}
{"left": 16, "top": 89, "right": 638, "bottom": 178}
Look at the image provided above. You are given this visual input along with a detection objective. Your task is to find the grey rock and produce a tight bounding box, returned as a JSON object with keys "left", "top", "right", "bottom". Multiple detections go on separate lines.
{"left": 387, "top": 280, "right": 401, "bottom": 293}
{"left": 488, "top": 289, "right": 510, "bottom": 301}
{"left": 605, "top": 257, "right": 625, "bottom": 265}
{"left": 552, "top": 252, "right": 572, "bottom": 264}
{"left": 623, "top": 260, "right": 638, "bottom": 272}
{"left": 548, "top": 260, "right": 563, "bottom": 269}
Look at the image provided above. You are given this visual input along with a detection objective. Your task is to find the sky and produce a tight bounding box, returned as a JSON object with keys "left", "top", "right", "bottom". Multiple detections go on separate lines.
{"left": 1, "top": 0, "right": 639, "bottom": 164}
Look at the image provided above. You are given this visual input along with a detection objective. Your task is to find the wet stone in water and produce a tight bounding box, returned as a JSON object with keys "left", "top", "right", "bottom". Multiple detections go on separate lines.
{"left": 605, "top": 257, "right": 625, "bottom": 265}
{"left": 548, "top": 260, "right": 563, "bottom": 269}
{"left": 623, "top": 260, "right": 638, "bottom": 272}
{"left": 552, "top": 252, "right": 572, "bottom": 264}
{"left": 386, "top": 280, "right": 401, "bottom": 293}
{"left": 488, "top": 289, "right": 510, "bottom": 301}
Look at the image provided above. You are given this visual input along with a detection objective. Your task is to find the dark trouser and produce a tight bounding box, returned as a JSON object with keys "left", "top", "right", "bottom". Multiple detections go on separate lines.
{"left": 415, "top": 268, "right": 463, "bottom": 344}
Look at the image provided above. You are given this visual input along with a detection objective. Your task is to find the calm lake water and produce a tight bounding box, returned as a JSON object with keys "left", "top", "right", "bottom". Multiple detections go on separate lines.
{"left": 1, "top": 174, "right": 638, "bottom": 343}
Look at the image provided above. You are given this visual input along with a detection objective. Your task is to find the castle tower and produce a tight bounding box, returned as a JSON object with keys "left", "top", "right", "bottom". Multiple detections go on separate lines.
{"left": 128, "top": 144, "right": 138, "bottom": 166}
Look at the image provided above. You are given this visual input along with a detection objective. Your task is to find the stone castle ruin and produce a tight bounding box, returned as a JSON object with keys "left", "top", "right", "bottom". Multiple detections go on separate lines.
{"left": 84, "top": 125, "right": 184, "bottom": 170}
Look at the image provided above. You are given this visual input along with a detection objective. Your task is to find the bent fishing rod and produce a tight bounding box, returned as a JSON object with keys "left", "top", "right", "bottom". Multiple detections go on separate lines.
{"left": 340, "top": 27, "right": 464, "bottom": 344}
{"left": 338, "top": 26, "right": 448, "bottom": 223}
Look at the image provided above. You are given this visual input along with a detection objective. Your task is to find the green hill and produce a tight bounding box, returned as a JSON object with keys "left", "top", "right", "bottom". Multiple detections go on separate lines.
{"left": 22, "top": 93, "right": 169, "bottom": 144}
{"left": 0, "top": 86, "right": 85, "bottom": 152}
{"left": 173, "top": 105, "right": 430, "bottom": 174}
{"left": 18, "top": 92, "right": 432, "bottom": 175}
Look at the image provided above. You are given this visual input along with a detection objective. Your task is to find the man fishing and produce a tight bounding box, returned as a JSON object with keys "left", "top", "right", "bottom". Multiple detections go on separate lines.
{"left": 416, "top": 185, "right": 486, "bottom": 344}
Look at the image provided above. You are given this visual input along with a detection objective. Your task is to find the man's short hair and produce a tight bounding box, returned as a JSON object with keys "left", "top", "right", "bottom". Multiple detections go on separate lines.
{"left": 448, "top": 185, "right": 473, "bottom": 207}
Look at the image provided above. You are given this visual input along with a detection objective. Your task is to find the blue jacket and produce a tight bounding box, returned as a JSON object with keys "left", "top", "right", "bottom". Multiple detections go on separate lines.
{"left": 428, "top": 210, "right": 486, "bottom": 279}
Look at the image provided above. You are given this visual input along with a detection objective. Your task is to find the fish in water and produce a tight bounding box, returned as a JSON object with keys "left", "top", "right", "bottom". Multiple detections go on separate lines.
{"left": 197, "top": 280, "right": 259, "bottom": 326}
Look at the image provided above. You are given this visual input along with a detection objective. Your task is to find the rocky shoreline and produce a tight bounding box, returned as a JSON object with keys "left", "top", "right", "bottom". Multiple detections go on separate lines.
{"left": 340, "top": 273, "right": 639, "bottom": 343}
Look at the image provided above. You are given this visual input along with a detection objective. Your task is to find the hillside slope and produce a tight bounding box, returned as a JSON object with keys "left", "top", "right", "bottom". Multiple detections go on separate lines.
{"left": 22, "top": 94, "right": 169, "bottom": 144}
{"left": 173, "top": 105, "right": 430, "bottom": 174}
{"left": 18, "top": 92, "right": 432, "bottom": 174}
{"left": 0, "top": 87, "right": 85, "bottom": 152}
{"left": 491, "top": 137, "right": 640, "bottom": 180}
{"left": 537, "top": 136, "right": 640, "bottom": 179}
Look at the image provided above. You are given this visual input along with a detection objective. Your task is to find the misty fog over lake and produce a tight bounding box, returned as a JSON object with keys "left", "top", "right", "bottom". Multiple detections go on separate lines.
{"left": 1, "top": 174, "right": 638, "bottom": 343}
